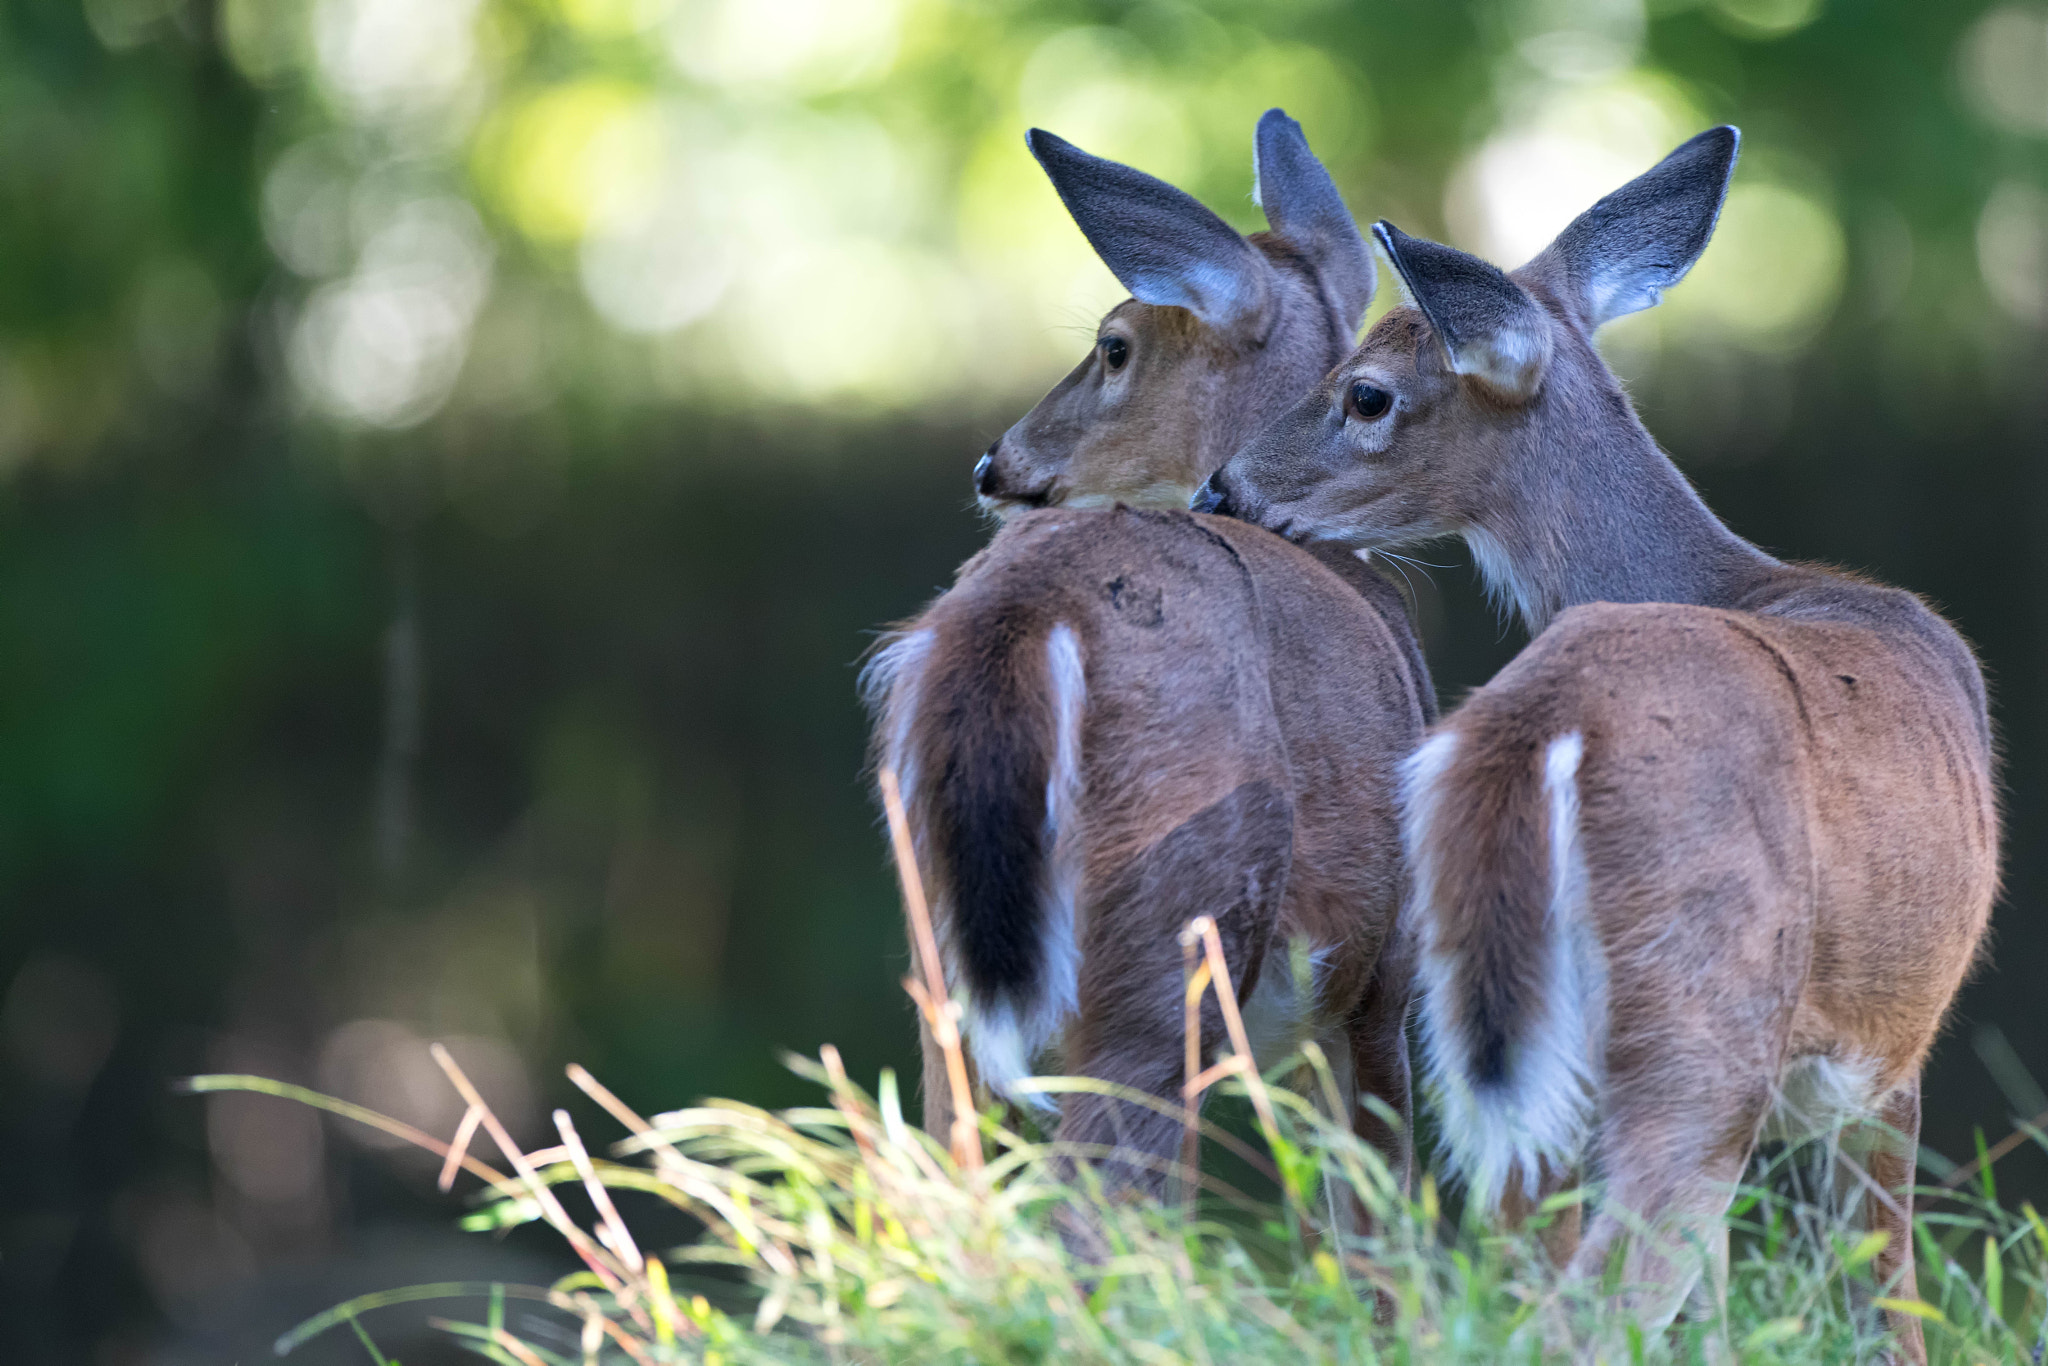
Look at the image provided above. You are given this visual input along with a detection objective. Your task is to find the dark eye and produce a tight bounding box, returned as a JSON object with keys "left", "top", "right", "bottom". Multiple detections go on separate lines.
{"left": 1101, "top": 336, "right": 1129, "bottom": 371}
{"left": 1349, "top": 382, "right": 1392, "bottom": 419}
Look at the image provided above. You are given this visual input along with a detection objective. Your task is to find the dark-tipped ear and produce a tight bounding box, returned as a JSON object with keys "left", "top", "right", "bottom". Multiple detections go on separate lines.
{"left": 1027, "top": 127, "right": 1274, "bottom": 336}
{"left": 1374, "top": 222, "right": 1551, "bottom": 400}
{"left": 1252, "top": 108, "right": 1375, "bottom": 331}
{"left": 1533, "top": 126, "right": 1740, "bottom": 329}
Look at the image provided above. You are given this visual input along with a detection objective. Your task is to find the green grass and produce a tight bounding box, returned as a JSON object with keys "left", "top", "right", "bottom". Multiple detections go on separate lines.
{"left": 185, "top": 1047, "right": 2048, "bottom": 1366}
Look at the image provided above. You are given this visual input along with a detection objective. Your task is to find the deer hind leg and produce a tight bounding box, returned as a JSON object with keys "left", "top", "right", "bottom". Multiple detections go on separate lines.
{"left": 1347, "top": 948, "right": 1414, "bottom": 1200}
{"left": 1315, "top": 1012, "right": 1411, "bottom": 1325}
{"left": 1313, "top": 952, "right": 1418, "bottom": 1302}
{"left": 1054, "top": 779, "right": 1291, "bottom": 1209}
{"left": 1836, "top": 1076, "right": 1925, "bottom": 1366}
{"left": 1565, "top": 1073, "right": 1768, "bottom": 1353}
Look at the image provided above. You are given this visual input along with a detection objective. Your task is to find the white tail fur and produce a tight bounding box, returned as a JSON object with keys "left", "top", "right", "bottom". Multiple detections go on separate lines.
{"left": 1408, "top": 729, "right": 1603, "bottom": 1211}
{"left": 954, "top": 623, "right": 1086, "bottom": 1107}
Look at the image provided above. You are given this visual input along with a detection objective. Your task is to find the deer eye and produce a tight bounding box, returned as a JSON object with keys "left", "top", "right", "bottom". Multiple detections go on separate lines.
{"left": 1349, "top": 382, "right": 1392, "bottom": 419}
{"left": 1101, "top": 336, "right": 1130, "bottom": 371}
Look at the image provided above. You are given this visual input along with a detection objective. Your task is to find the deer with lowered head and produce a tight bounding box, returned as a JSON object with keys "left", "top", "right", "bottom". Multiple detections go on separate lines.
{"left": 865, "top": 111, "right": 1433, "bottom": 1211}
{"left": 1198, "top": 127, "right": 1997, "bottom": 1360}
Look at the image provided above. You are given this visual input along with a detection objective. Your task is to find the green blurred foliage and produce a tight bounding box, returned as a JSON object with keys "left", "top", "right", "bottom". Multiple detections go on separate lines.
{"left": 0, "top": 0, "right": 2043, "bottom": 1361}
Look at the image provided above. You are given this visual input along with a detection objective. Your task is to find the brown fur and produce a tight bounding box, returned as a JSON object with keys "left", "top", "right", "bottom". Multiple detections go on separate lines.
{"left": 1423, "top": 592, "right": 1994, "bottom": 1325}
{"left": 875, "top": 511, "right": 1429, "bottom": 1198}
{"left": 1209, "top": 132, "right": 1998, "bottom": 1358}
{"left": 868, "top": 133, "right": 1433, "bottom": 1210}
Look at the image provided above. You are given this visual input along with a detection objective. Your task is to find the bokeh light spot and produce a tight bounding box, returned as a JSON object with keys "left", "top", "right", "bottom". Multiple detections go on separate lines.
{"left": 1207, "top": 44, "right": 1371, "bottom": 187}
{"left": 1018, "top": 28, "right": 1195, "bottom": 187}
{"left": 314, "top": 0, "right": 481, "bottom": 123}
{"left": 482, "top": 82, "right": 660, "bottom": 244}
{"left": 1709, "top": 0, "right": 1825, "bottom": 41}
{"left": 83, "top": 0, "right": 184, "bottom": 52}
{"left": 1678, "top": 181, "right": 1845, "bottom": 349}
{"left": 263, "top": 139, "right": 356, "bottom": 278}
{"left": 1978, "top": 179, "right": 2048, "bottom": 327}
{"left": 1444, "top": 75, "right": 1704, "bottom": 268}
{"left": 556, "top": 0, "right": 671, "bottom": 39}
{"left": 1959, "top": 7, "right": 2048, "bottom": 138}
{"left": 720, "top": 238, "right": 966, "bottom": 402}
{"left": 288, "top": 197, "right": 494, "bottom": 426}
{"left": 218, "top": 0, "right": 307, "bottom": 84}
{"left": 1516, "top": 0, "right": 1647, "bottom": 82}
{"left": 668, "top": 0, "right": 902, "bottom": 94}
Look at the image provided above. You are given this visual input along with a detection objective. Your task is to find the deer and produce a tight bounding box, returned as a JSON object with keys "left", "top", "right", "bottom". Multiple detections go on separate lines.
{"left": 1196, "top": 127, "right": 1998, "bottom": 1361}
{"left": 863, "top": 110, "right": 1434, "bottom": 1217}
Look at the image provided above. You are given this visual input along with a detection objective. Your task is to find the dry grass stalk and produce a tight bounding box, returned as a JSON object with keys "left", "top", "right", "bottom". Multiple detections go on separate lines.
{"left": 180, "top": 1046, "right": 2045, "bottom": 1364}
{"left": 429, "top": 1043, "right": 634, "bottom": 1300}
{"left": 566, "top": 1062, "right": 696, "bottom": 1186}
{"left": 437, "top": 1104, "right": 482, "bottom": 1193}
{"left": 180, "top": 1073, "right": 516, "bottom": 1189}
{"left": 555, "top": 1108, "right": 645, "bottom": 1272}
{"left": 1180, "top": 914, "right": 1284, "bottom": 1150}
{"left": 878, "top": 766, "right": 982, "bottom": 1175}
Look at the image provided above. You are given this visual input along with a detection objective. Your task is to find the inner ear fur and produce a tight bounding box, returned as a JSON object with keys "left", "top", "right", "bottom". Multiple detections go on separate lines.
{"left": 1374, "top": 221, "right": 1551, "bottom": 402}
{"left": 1028, "top": 127, "right": 1275, "bottom": 338}
{"left": 1530, "top": 125, "right": 1740, "bottom": 331}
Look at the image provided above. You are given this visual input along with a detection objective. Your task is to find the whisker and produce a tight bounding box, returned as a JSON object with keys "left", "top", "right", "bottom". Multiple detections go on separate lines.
{"left": 1373, "top": 548, "right": 1438, "bottom": 593}
{"left": 1372, "top": 550, "right": 1421, "bottom": 600}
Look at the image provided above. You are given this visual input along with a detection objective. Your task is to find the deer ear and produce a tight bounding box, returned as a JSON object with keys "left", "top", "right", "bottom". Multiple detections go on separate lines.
{"left": 1374, "top": 221, "right": 1552, "bottom": 401}
{"left": 1533, "top": 126, "right": 1740, "bottom": 330}
{"left": 1028, "top": 128, "right": 1274, "bottom": 337}
{"left": 1252, "top": 108, "right": 1375, "bottom": 331}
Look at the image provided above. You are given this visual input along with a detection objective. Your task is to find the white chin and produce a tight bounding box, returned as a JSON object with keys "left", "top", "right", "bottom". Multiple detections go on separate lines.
{"left": 1075, "top": 483, "right": 1196, "bottom": 511}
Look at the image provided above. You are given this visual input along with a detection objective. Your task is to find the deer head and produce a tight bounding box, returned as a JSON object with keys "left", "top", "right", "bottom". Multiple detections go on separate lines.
{"left": 1196, "top": 127, "right": 1742, "bottom": 628}
{"left": 976, "top": 109, "right": 1375, "bottom": 517}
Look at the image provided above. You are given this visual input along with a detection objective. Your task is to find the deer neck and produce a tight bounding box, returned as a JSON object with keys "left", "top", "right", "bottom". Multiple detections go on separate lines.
{"left": 1465, "top": 404, "right": 1777, "bottom": 636}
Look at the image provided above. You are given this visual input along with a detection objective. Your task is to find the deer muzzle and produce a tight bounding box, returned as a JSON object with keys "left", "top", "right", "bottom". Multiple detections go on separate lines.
{"left": 1189, "top": 475, "right": 1233, "bottom": 517}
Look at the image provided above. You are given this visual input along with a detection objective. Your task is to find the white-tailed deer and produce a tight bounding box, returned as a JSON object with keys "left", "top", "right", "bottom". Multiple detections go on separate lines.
{"left": 866, "top": 111, "right": 1434, "bottom": 1209}
{"left": 1199, "top": 128, "right": 1998, "bottom": 1360}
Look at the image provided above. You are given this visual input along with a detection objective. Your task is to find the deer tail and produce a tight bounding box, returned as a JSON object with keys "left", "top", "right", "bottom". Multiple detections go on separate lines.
{"left": 863, "top": 609, "right": 1085, "bottom": 1109}
{"left": 1401, "top": 723, "right": 1603, "bottom": 1210}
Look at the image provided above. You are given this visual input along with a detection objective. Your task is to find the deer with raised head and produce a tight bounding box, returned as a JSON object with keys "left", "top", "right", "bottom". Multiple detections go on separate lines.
{"left": 866, "top": 110, "right": 1433, "bottom": 1209}
{"left": 1198, "top": 128, "right": 1997, "bottom": 1360}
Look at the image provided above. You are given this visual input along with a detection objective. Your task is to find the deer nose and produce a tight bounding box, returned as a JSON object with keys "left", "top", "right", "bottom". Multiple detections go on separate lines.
{"left": 1190, "top": 475, "right": 1232, "bottom": 517}
{"left": 973, "top": 445, "right": 998, "bottom": 496}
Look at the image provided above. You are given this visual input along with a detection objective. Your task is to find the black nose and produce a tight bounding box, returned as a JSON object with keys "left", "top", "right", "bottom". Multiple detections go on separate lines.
{"left": 1190, "top": 475, "right": 1232, "bottom": 517}
{"left": 974, "top": 444, "right": 999, "bottom": 496}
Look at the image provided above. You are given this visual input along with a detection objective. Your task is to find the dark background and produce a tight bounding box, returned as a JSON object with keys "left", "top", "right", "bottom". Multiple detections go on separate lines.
{"left": 2, "top": 0, "right": 2044, "bottom": 1360}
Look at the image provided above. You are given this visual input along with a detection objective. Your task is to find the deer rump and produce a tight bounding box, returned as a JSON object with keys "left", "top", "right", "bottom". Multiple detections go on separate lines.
{"left": 866, "top": 505, "right": 1429, "bottom": 1171}
{"left": 1405, "top": 596, "right": 1997, "bottom": 1214}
